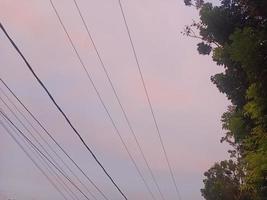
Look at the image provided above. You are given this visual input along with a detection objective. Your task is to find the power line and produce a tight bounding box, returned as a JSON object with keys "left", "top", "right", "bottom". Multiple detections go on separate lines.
{"left": 0, "top": 22, "right": 127, "bottom": 200}
{"left": 1, "top": 112, "right": 81, "bottom": 200}
{"left": 0, "top": 110, "right": 90, "bottom": 200}
{"left": 0, "top": 97, "right": 85, "bottom": 200}
{"left": 0, "top": 86, "right": 98, "bottom": 200}
{"left": 0, "top": 118, "right": 69, "bottom": 200}
{"left": 71, "top": 1, "right": 165, "bottom": 199}
{"left": 48, "top": 1, "right": 157, "bottom": 199}
{"left": 117, "top": 1, "right": 182, "bottom": 199}
{"left": 2, "top": 116, "right": 80, "bottom": 200}
{"left": 0, "top": 78, "right": 110, "bottom": 200}
{"left": 0, "top": 111, "right": 92, "bottom": 200}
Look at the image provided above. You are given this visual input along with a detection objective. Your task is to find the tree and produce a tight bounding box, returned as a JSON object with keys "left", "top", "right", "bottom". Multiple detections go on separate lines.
{"left": 201, "top": 160, "right": 252, "bottom": 200}
{"left": 184, "top": 0, "right": 267, "bottom": 199}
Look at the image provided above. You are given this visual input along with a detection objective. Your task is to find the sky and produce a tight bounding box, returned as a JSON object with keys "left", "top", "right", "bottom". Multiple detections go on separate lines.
{"left": 0, "top": 0, "right": 230, "bottom": 199}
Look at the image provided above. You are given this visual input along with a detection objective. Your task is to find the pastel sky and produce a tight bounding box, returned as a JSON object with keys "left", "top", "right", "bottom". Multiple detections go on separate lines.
{"left": 0, "top": 0, "right": 230, "bottom": 199}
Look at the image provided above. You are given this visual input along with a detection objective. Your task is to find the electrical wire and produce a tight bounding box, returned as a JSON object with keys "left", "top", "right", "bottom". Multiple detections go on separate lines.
{"left": 0, "top": 97, "right": 84, "bottom": 200}
{"left": 0, "top": 78, "right": 109, "bottom": 200}
{"left": 1, "top": 110, "right": 77, "bottom": 200}
{"left": 0, "top": 111, "right": 92, "bottom": 200}
{"left": 0, "top": 86, "right": 98, "bottom": 200}
{"left": 71, "top": 1, "right": 165, "bottom": 199}
{"left": 0, "top": 22, "right": 127, "bottom": 200}
{"left": 117, "top": 1, "right": 182, "bottom": 199}
{"left": 48, "top": 1, "right": 158, "bottom": 199}
{"left": 0, "top": 118, "right": 69, "bottom": 200}
{"left": 0, "top": 111, "right": 94, "bottom": 200}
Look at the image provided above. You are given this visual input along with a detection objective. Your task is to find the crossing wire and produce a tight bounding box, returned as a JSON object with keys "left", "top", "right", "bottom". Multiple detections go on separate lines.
{"left": 0, "top": 97, "right": 87, "bottom": 200}
{"left": 0, "top": 111, "right": 91, "bottom": 200}
{"left": 0, "top": 111, "right": 96, "bottom": 200}
{"left": 0, "top": 86, "right": 98, "bottom": 200}
{"left": 71, "top": 1, "right": 165, "bottom": 199}
{"left": 0, "top": 22, "right": 127, "bottom": 200}
{"left": 0, "top": 78, "right": 110, "bottom": 200}
{"left": 0, "top": 118, "right": 69, "bottom": 200}
{"left": 117, "top": 1, "right": 182, "bottom": 199}
{"left": 47, "top": 1, "right": 157, "bottom": 199}
{"left": 1, "top": 116, "right": 80, "bottom": 200}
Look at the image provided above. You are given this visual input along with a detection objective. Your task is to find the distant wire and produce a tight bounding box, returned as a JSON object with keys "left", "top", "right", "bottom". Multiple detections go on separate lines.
{"left": 117, "top": 1, "right": 182, "bottom": 199}
{"left": 0, "top": 86, "right": 98, "bottom": 200}
{"left": 2, "top": 111, "right": 81, "bottom": 200}
{"left": 0, "top": 97, "right": 83, "bottom": 200}
{"left": 71, "top": 1, "right": 165, "bottom": 199}
{"left": 0, "top": 22, "right": 127, "bottom": 200}
{"left": 1, "top": 111, "right": 77, "bottom": 200}
{"left": 0, "top": 111, "right": 92, "bottom": 200}
{"left": 48, "top": 1, "right": 157, "bottom": 199}
{"left": 1, "top": 96, "right": 68, "bottom": 179}
{"left": 0, "top": 118, "right": 69, "bottom": 200}
{"left": 0, "top": 78, "right": 109, "bottom": 200}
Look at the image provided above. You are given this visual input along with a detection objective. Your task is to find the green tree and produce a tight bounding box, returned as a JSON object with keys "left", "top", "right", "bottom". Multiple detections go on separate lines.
{"left": 201, "top": 160, "right": 251, "bottom": 200}
{"left": 184, "top": 0, "right": 267, "bottom": 199}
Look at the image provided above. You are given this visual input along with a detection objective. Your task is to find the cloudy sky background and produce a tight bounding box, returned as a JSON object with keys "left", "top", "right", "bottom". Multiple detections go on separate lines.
{"left": 0, "top": 0, "right": 229, "bottom": 199}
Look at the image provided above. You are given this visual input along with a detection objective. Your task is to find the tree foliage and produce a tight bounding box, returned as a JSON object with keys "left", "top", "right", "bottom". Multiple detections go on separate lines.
{"left": 184, "top": 0, "right": 267, "bottom": 199}
{"left": 201, "top": 160, "right": 252, "bottom": 200}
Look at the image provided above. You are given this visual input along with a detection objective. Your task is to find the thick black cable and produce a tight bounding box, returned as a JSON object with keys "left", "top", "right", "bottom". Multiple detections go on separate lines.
{"left": 71, "top": 1, "right": 164, "bottom": 200}
{"left": 0, "top": 22, "right": 127, "bottom": 200}
{"left": 0, "top": 78, "right": 109, "bottom": 200}
{"left": 117, "top": 1, "right": 182, "bottom": 199}
{"left": 0, "top": 87, "right": 98, "bottom": 200}
{"left": 0, "top": 119, "right": 69, "bottom": 200}
{"left": 48, "top": 1, "right": 156, "bottom": 199}
{"left": 0, "top": 111, "right": 92, "bottom": 200}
